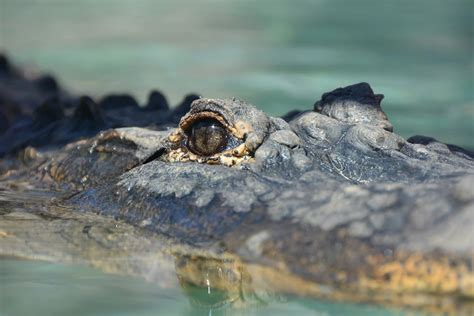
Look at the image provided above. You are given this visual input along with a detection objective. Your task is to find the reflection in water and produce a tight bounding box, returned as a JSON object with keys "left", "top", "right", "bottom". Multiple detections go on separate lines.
{"left": 175, "top": 255, "right": 242, "bottom": 310}
{"left": 175, "top": 254, "right": 269, "bottom": 314}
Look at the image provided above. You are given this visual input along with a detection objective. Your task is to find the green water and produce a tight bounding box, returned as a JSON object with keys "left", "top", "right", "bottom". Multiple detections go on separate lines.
{"left": 0, "top": 0, "right": 472, "bottom": 147}
{"left": 0, "top": 259, "right": 415, "bottom": 316}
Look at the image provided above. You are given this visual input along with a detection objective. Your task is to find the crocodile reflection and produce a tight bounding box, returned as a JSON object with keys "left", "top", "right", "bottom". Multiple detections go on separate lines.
{"left": 174, "top": 253, "right": 286, "bottom": 312}
{"left": 175, "top": 255, "right": 245, "bottom": 309}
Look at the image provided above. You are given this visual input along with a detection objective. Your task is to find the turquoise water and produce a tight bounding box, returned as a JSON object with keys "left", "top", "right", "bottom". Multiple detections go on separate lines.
{"left": 0, "top": 0, "right": 472, "bottom": 147}
{"left": 0, "top": 259, "right": 415, "bottom": 316}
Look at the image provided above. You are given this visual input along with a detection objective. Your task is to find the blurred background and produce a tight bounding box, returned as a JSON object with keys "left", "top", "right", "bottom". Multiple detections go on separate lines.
{"left": 0, "top": 0, "right": 472, "bottom": 147}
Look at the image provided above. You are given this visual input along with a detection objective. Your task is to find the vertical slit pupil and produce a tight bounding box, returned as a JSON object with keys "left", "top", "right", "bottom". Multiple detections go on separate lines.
{"left": 187, "top": 119, "right": 228, "bottom": 156}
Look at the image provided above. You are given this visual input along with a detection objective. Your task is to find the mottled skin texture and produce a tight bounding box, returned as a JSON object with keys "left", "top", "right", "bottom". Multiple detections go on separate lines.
{"left": 1, "top": 55, "right": 473, "bottom": 314}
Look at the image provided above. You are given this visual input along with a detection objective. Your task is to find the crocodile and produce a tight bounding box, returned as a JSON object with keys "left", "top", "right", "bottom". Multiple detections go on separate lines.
{"left": 1, "top": 54, "right": 473, "bottom": 314}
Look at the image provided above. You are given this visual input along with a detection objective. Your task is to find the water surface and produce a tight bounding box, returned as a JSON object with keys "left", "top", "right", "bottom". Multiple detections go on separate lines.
{"left": 0, "top": 258, "right": 417, "bottom": 316}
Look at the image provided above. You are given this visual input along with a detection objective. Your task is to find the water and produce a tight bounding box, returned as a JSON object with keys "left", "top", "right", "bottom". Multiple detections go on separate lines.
{"left": 0, "top": 259, "right": 416, "bottom": 316}
{"left": 0, "top": 0, "right": 472, "bottom": 147}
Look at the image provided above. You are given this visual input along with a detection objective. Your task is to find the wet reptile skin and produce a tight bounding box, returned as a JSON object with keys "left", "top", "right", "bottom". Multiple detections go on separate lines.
{"left": 1, "top": 55, "right": 473, "bottom": 314}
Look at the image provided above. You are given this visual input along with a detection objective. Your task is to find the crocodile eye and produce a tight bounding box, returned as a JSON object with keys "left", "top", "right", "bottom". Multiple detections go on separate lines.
{"left": 186, "top": 119, "right": 229, "bottom": 156}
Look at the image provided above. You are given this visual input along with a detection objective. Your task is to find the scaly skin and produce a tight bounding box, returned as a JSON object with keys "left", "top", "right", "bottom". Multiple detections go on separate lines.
{"left": 1, "top": 55, "right": 473, "bottom": 314}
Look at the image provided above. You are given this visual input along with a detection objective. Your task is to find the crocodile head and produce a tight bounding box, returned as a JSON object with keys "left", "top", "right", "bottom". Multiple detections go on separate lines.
{"left": 1, "top": 65, "right": 473, "bottom": 312}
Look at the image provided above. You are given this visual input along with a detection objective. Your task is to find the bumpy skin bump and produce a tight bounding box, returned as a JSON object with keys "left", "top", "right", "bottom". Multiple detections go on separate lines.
{"left": 314, "top": 82, "right": 393, "bottom": 131}
{"left": 1, "top": 56, "right": 474, "bottom": 314}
